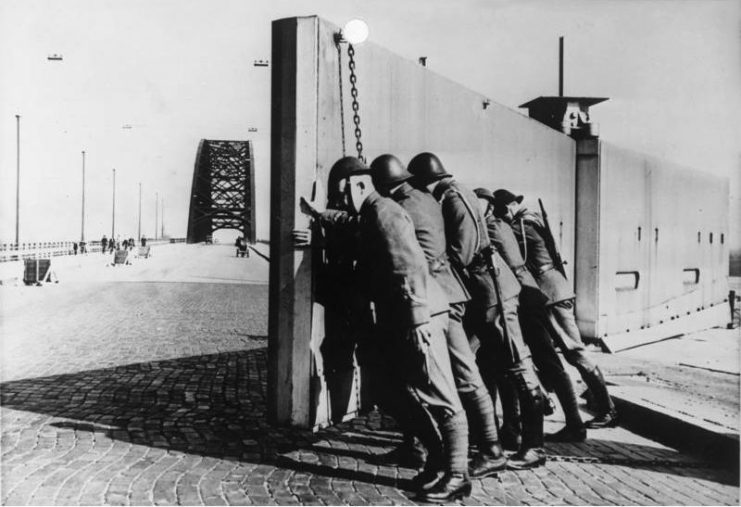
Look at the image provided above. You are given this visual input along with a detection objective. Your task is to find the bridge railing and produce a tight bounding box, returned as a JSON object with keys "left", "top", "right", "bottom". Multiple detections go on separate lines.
{"left": 0, "top": 239, "right": 185, "bottom": 263}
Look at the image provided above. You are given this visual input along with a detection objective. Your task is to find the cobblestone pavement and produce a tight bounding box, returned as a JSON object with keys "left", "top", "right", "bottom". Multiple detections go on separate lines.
{"left": 1, "top": 245, "right": 739, "bottom": 505}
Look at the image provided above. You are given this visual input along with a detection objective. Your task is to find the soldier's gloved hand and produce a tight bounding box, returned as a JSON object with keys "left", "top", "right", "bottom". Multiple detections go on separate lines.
{"left": 409, "top": 323, "right": 432, "bottom": 355}
{"left": 292, "top": 228, "right": 312, "bottom": 247}
{"left": 299, "top": 197, "right": 320, "bottom": 219}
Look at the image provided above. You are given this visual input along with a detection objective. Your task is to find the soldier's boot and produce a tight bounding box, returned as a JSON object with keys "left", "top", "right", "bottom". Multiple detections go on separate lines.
{"left": 507, "top": 368, "right": 547, "bottom": 470}
{"left": 545, "top": 372, "right": 586, "bottom": 442}
{"left": 462, "top": 387, "right": 507, "bottom": 478}
{"left": 582, "top": 366, "right": 618, "bottom": 428}
{"left": 496, "top": 374, "right": 522, "bottom": 451}
{"left": 377, "top": 432, "right": 427, "bottom": 469}
{"left": 410, "top": 407, "right": 445, "bottom": 491}
{"left": 419, "top": 412, "right": 472, "bottom": 503}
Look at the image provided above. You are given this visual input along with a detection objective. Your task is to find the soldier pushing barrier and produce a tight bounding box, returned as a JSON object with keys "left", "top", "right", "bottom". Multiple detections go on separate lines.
{"left": 407, "top": 153, "right": 546, "bottom": 470}
{"left": 300, "top": 157, "right": 473, "bottom": 503}
{"left": 491, "top": 189, "right": 618, "bottom": 429}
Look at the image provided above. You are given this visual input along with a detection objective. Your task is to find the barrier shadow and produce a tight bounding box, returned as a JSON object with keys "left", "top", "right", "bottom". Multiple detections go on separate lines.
{"left": 1, "top": 345, "right": 737, "bottom": 490}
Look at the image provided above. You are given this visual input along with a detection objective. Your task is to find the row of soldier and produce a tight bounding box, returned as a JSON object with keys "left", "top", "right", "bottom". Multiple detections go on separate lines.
{"left": 296, "top": 153, "right": 618, "bottom": 503}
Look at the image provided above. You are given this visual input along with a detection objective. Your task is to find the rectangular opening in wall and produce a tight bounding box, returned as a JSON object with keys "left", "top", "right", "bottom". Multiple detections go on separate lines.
{"left": 682, "top": 268, "right": 700, "bottom": 285}
{"left": 615, "top": 271, "right": 640, "bottom": 291}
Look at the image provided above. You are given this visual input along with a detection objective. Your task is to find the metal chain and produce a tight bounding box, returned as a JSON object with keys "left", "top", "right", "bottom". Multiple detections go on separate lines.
{"left": 336, "top": 43, "right": 346, "bottom": 156}
{"left": 547, "top": 454, "right": 720, "bottom": 469}
{"left": 347, "top": 44, "right": 364, "bottom": 163}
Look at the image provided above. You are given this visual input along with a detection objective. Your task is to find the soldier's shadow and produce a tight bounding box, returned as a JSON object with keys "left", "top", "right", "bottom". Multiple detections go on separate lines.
{"left": 1, "top": 345, "right": 737, "bottom": 491}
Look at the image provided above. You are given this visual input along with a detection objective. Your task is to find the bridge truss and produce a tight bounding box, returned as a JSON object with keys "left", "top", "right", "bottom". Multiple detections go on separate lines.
{"left": 186, "top": 140, "right": 256, "bottom": 244}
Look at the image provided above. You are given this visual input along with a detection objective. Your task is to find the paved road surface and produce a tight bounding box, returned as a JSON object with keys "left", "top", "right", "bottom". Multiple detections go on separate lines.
{"left": 1, "top": 244, "right": 738, "bottom": 505}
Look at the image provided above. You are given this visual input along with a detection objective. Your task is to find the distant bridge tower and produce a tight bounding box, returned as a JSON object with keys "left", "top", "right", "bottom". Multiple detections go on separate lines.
{"left": 187, "top": 139, "right": 256, "bottom": 244}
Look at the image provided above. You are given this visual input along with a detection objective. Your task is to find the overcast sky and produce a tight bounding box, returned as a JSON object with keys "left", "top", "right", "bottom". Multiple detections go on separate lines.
{"left": 1, "top": 0, "right": 739, "bottom": 243}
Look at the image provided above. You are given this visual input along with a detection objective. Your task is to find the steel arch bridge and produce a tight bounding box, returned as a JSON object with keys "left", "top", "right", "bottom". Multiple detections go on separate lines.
{"left": 186, "top": 139, "right": 256, "bottom": 244}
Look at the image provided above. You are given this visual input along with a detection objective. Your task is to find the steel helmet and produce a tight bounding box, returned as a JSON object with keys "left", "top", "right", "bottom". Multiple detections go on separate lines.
{"left": 370, "top": 154, "right": 412, "bottom": 190}
{"left": 407, "top": 152, "right": 451, "bottom": 184}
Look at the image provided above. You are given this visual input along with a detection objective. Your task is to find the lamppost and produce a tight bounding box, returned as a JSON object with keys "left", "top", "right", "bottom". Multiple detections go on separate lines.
{"left": 137, "top": 182, "right": 142, "bottom": 241}
{"left": 111, "top": 168, "right": 116, "bottom": 238}
{"left": 160, "top": 196, "right": 164, "bottom": 239}
{"left": 155, "top": 191, "right": 159, "bottom": 240}
{"left": 15, "top": 114, "right": 20, "bottom": 245}
{"left": 81, "top": 150, "right": 86, "bottom": 242}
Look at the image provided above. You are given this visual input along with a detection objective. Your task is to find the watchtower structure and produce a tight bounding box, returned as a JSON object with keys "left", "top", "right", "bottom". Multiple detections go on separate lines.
{"left": 186, "top": 139, "right": 256, "bottom": 244}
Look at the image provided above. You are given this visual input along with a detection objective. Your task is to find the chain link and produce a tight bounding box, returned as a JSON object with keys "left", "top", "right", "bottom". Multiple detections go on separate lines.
{"left": 336, "top": 43, "right": 346, "bottom": 157}
{"left": 347, "top": 44, "right": 364, "bottom": 163}
{"left": 547, "top": 454, "right": 720, "bottom": 469}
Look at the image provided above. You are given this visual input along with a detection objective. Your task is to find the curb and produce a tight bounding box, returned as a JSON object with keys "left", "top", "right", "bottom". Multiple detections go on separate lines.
{"left": 611, "top": 392, "right": 739, "bottom": 470}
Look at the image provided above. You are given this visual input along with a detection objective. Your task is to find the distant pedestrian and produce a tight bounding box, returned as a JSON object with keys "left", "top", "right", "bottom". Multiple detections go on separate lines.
{"left": 122, "top": 239, "right": 129, "bottom": 250}
{"left": 140, "top": 236, "right": 147, "bottom": 247}
{"left": 73, "top": 242, "right": 78, "bottom": 255}
{"left": 80, "top": 241, "right": 87, "bottom": 254}
{"left": 101, "top": 235, "right": 108, "bottom": 254}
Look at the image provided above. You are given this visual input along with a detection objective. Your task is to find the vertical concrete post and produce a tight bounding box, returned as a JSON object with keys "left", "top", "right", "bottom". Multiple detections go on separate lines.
{"left": 574, "top": 138, "right": 602, "bottom": 340}
{"left": 268, "top": 17, "right": 319, "bottom": 428}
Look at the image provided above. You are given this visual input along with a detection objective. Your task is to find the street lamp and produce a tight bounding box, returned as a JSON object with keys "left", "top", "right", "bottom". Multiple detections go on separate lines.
{"left": 81, "top": 150, "right": 86, "bottom": 242}
{"left": 15, "top": 114, "right": 20, "bottom": 245}
{"left": 111, "top": 168, "right": 116, "bottom": 238}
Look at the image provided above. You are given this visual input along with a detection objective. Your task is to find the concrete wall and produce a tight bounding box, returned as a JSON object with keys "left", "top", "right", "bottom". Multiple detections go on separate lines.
{"left": 576, "top": 140, "right": 730, "bottom": 341}
{"left": 268, "top": 16, "right": 577, "bottom": 429}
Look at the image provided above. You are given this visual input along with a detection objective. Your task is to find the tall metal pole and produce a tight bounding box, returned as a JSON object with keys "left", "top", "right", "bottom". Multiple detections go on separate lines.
{"left": 137, "top": 182, "right": 142, "bottom": 240}
{"left": 160, "top": 197, "right": 164, "bottom": 239}
{"left": 15, "top": 115, "right": 20, "bottom": 245}
{"left": 81, "top": 150, "right": 86, "bottom": 242}
{"left": 559, "top": 36, "right": 564, "bottom": 97}
{"left": 155, "top": 192, "right": 159, "bottom": 240}
{"left": 112, "top": 168, "right": 116, "bottom": 238}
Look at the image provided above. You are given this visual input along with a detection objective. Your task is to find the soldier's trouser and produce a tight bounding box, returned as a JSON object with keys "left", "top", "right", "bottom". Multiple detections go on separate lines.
{"left": 468, "top": 297, "right": 544, "bottom": 450}
{"left": 546, "top": 299, "right": 615, "bottom": 414}
{"left": 447, "top": 303, "right": 499, "bottom": 447}
{"left": 519, "top": 290, "right": 583, "bottom": 428}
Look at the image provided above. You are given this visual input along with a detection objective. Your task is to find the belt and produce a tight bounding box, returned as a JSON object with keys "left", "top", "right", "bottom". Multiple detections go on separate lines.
{"left": 534, "top": 263, "right": 554, "bottom": 275}
{"left": 513, "top": 265, "right": 528, "bottom": 275}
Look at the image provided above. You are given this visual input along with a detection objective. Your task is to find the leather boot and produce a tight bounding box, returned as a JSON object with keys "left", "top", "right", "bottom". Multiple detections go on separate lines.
{"left": 545, "top": 424, "right": 586, "bottom": 443}
{"left": 376, "top": 432, "right": 426, "bottom": 469}
{"left": 507, "top": 368, "right": 546, "bottom": 470}
{"left": 551, "top": 366, "right": 584, "bottom": 430}
{"left": 469, "top": 442, "right": 507, "bottom": 478}
{"left": 496, "top": 373, "right": 521, "bottom": 450}
{"left": 419, "top": 412, "right": 472, "bottom": 503}
{"left": 582, "top": 366, "right": 619, "bottom": 428}
{"left": 462, "top": 386, "right": 507, "bottom": 478}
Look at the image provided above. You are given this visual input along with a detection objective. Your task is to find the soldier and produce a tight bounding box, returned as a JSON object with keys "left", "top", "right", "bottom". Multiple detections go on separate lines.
{"left": 492, "top": 189, "right": 618, "bottom": 429}
{"left": 302, "top": 160, "right": 472, "bottom": 502}
{"left": 407, "top": 153, "right": 545, "bottom": 470}
{"left": 474, "top": 188, "right": 586, "bottom": 442}
{"left": 100, "top": 235, "right": 108, "bottom": 254}
{"left": 369, "top": 155, "right": 506, "bottom": 480}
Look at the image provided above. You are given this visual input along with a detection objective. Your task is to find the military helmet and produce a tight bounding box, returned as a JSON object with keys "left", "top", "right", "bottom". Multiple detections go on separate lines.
{"left": 329, "top": 156, "right": 368, "bottom": 188}
{"left": 473, "top": 187, "right": 496, "bottom": 203}
{"left": 407, "top": 152, "right": 451, "bottom": 184}
{"left": 370, "top": 154, "right": 412, "bottom": 189}
{"left": 492, "top": 189, "right": 524, "bottom": 209}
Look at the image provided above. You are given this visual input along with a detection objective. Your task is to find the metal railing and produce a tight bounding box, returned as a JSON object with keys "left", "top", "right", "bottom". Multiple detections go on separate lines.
{"left": 0, "top": 239, "right": 186, "bottom": 263}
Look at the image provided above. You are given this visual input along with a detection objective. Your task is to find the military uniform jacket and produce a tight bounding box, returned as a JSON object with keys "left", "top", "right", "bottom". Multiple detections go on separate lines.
{"left": 433, "top": 178, "right": 520, "bottom": 308}
{"left": 391, "top": 182, "right": 469, "bottom": 305}
{"left": 510, "top": 209, "right": 574, "bottom": 305}
{"left": 484, "top": 214, "right": 539, "bottom": 290}
{"left": 320, "top": 192, "right": 449, "bottom": 328}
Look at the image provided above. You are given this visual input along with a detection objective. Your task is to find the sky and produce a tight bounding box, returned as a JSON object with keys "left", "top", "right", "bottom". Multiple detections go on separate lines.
{"left": 0, "top": 0, "right": 739, "bottom": 244}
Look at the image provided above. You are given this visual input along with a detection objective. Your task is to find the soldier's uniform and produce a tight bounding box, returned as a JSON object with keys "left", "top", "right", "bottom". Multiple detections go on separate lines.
{"left": 373, "top": 160, "right": 505, "bottom": 479}
{"left": 353, "top": 189, "right": 472, "bottom": 501}
{"left": 407, "top": 152, "right": 546, "bottom": 469}
{"left": 506, "top": 203, "right": 617, "bottom": 427}
{"left": 475, "top": 188, "right": 585, "bottom": 439}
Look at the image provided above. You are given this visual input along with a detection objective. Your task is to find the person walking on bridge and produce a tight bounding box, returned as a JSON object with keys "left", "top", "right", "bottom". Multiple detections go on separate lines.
{"left": 100, "top": 235, "right": 108, "bottom": 254}
{"left": 407, "top": 153, "right": 545, "bottom": 470}
{"left": 492, "top": 189, "right": 618, "bottom": 429}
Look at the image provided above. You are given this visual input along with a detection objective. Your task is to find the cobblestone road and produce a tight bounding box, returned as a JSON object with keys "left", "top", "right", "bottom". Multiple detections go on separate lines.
{"left": 1, "top": 245, "right": 738, "bottom": 505}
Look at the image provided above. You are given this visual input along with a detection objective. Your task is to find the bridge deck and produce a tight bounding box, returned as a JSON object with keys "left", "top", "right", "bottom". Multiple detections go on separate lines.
{"left": 1, "top": 244, "right": 737, "bottom": 505}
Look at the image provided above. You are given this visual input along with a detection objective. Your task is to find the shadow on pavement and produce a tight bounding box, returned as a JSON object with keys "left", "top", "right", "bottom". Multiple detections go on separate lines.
{"left": 1, "top": 345, "right": 737, "bottom": 489}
